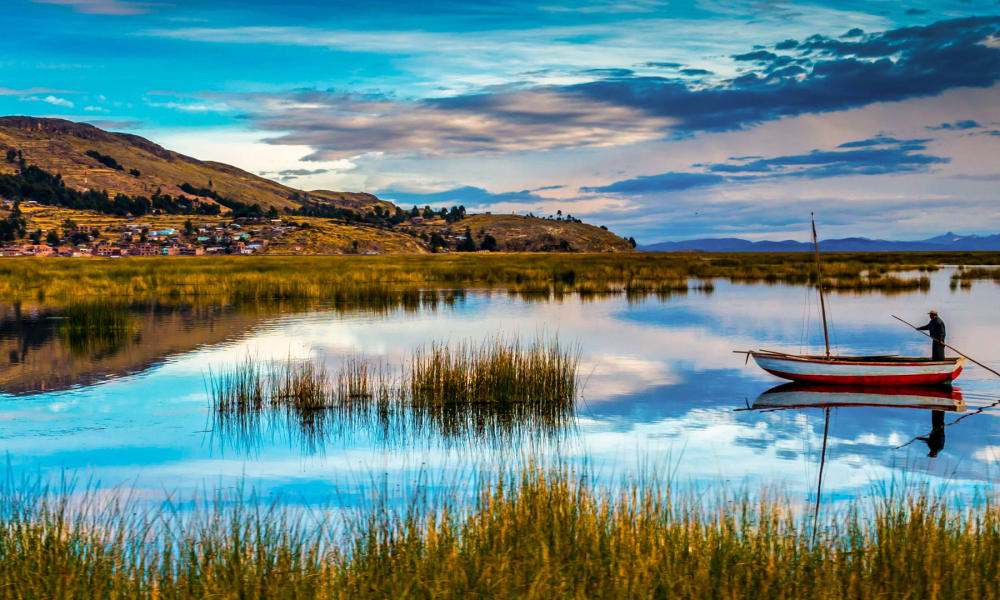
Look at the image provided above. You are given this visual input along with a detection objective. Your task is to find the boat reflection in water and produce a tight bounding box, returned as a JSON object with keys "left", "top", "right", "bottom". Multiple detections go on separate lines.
{"left": 748, "top": 382, "right": 965, "bottom": 458}
{"left": 742, "top": 383, "right": 966, "bottom": 537}
{"left": 751, "top": 382, "right": 966, "bottom": 412}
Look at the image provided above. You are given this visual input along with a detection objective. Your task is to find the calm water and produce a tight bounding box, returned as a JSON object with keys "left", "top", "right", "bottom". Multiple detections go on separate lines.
{"left": 2, "top": 267, "right": 999, "bottom": 507}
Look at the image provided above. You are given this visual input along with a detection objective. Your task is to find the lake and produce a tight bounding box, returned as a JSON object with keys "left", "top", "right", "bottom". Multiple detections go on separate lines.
{"left": 2, "top": 266, "right": 998, "bottom": 508}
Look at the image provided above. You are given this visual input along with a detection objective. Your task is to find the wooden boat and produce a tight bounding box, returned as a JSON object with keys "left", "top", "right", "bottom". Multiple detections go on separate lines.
{"left": 748, "top": 382, "right": 966, "bottom": 411}
{"left": 747, "top": 351, "right": 965, "bottom": 386}
{"left": 737, "top": 214, "right": 964, "bottom": 387}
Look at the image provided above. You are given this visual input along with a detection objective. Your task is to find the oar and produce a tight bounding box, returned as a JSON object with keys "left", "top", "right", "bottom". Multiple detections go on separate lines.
{"left": 892, "top": 315, "right": 1000, "bottom": 378}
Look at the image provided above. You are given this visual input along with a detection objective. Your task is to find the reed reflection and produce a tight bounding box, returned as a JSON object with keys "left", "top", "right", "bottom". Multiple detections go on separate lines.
{"left": 208, "top": 338, "right": 579, "bottom": 455}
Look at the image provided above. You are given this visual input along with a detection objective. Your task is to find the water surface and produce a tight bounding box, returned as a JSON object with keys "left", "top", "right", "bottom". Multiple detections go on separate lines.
{"left": 2, "top": 268, "right": 999, "bottom": 507}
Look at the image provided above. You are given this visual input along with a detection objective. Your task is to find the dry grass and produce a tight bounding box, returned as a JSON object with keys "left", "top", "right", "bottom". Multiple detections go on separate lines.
{"left": 2, "top": 467, "right": 1000, "bottom": 599}
{"left": 2, "top": 252, "right": 996, "bottom": 303}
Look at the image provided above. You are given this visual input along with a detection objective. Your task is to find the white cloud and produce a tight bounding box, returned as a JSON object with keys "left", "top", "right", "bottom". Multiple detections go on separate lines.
{"left": 21, "top": 95, "right": 75, "bottom": 108}
{"left": 31, "top": 0, "right": 158, "bottom": 15}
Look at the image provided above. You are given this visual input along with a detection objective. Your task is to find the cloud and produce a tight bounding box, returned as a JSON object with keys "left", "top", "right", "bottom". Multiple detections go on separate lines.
{"left": 30, "top": 0, "right": 158, "bottom": 15}
{"left": 21, "top": 95, "right": 75, "bottom": 108}
{"left": 379, "top": 186, "right": 552, "bottom": 207}
{"left": 584, "top": 136, "right": 948, "bottom": 194}
{"left": 210, "top": 17, "right": 1000, "bottom": 159}
{"left": 925, "top": 119, "right": 982, "bottom": 130}
{"left": 229, "top": 88, "right": 674, "bottom": 159}
{"left": 85, "top": 119, "right": 143, "bottom": 129}
{"left": 257, "top": 168, "right": 332, "bottom": 182}
{"left": 731, "top": 50, "right": 777, "bottom": 62}
{"left": 0, "top": 86, "right": 75, "bottom": 96}
{"left": 583, "top": 172, "right": 726, "bottom": 194}
{"left": 146, "top": 99, "right": 231, "bottom": 112}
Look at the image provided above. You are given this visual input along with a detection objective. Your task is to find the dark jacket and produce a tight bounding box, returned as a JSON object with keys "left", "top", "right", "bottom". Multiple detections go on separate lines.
{"left": 917, "top": 316, "right": 946, "bottom": 342}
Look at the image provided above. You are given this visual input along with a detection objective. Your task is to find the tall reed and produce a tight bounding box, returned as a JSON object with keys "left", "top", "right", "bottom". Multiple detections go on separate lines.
{"left": 2, "top": 467, "right": 1000, "bottom": 599}
{"left": 208, "top": 338, "right": 579, "bottom": 449}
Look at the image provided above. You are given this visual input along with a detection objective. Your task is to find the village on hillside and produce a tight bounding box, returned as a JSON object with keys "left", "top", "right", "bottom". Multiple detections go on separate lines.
{"left": 0, "top": 198, "right": 306, "bottom": 257}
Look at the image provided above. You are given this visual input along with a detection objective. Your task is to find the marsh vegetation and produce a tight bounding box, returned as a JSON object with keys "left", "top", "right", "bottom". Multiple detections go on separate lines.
{"left": 209, "top": 337, "right": 579, "bottom": 450}
{"left": 2, "top": 252, "right": 997, "bottom": 303}
{"left": 3, "top": 467, "right": 1000, "bottom": 599}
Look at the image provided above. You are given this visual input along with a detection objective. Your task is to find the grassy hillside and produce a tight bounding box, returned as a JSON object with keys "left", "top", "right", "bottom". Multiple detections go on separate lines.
{"left": 13, "top": 203, "right": 430, "bottom": 255}
{"left": 0, "top": 116, "right": 381, "bottom": 212}
{"left": 414, "top": 213, "right": 634, "bottom": 252}
{"left": 0, "top": 116, "right": 635, "bottom": 254}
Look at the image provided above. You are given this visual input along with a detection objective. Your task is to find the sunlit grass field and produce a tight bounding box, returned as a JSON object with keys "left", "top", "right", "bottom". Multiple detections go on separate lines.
{"left": 3, "top": 251, "right": 997, "bottom": 303}
{"left": 3, "top": 466, "right": 999, "bottom": 599}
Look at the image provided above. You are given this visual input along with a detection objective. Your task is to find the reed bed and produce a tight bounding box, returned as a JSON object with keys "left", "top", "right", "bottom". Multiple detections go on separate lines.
{"left": 2, "top": 467, "right": 1000, "bottom": 599}
{"left": 209, "top": 338, "right": 578, "bottom": 450}
{"left": 409, "top": 337, "right": 578, "bottom": 407}
{"left": 0, "top": 252, "right": 993, "bottom": 303}
{"left": 951, "top": 266, "right": 1000, "bottom": 287}
{"left": 57, "top": 300, "right": 136, "bottom": 356}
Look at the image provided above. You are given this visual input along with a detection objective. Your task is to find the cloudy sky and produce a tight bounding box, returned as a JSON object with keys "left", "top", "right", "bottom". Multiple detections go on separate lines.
{"left": 3, "top": 0, "right": 999, "bottom": 242}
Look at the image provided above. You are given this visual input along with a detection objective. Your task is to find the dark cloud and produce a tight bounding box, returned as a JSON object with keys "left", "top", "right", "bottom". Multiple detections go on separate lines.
{"left": 642, "top": 62, "right": 682, "bottom": 68}
{"left": 680, "top": 68, "right": 712, "bottom": 75}
{"left": 232, "top": 17, "right": 1000, "bottom": 158}
{"left": 731, "top": 50, "right": 778, "bottom": 62}
{"left": 840, "top": 27, "right": 864, "bottom": 38}
{"left": 906, "top": 8, "right": 930, "bottom": 15}
{"left": 582, "top": 172, "right": 726, "bottom": 194}
{"left": 774, "top": 39, "right": 798, "bottom": 50}
{"left": 585, "top": 137, "right": 948, "bottom": 194}
{"left": 925, "top": 119, "right": 982, "bottom": 130}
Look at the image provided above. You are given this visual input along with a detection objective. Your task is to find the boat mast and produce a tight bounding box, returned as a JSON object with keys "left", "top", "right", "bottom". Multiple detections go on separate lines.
{"left": 811, "top": 213, "right": 831, "bottom": 358}
{"left": 812, "top": 406, "right": 831, "bottom": 543}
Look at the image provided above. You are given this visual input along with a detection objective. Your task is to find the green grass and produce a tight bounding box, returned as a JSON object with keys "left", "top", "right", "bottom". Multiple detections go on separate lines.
{"left": 3, "top": 467, "right": 1000, "bottom": 599}
{"left": 2, "top": 252, "right": 997, "bottom": 303}
{"left": 209, "top": 338, "right": 578, "bottom": 449}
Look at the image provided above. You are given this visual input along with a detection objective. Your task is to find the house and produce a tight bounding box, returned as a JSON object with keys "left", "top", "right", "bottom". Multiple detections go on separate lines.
{"left": 129, "top": 243, "right": 158, "bottom": 257}
{"left": 20, "top": 244, "right": 54, "bottom": 257}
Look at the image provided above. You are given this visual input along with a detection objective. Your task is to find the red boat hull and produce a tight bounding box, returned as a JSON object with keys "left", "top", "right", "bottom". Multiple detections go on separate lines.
{"left": 749, "top": 353, "right": 966, "bottom": 387}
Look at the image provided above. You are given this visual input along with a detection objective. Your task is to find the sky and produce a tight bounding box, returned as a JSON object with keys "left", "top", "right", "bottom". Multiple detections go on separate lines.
{"left": 2, "top": 0, "right": 999, "bottom": 243}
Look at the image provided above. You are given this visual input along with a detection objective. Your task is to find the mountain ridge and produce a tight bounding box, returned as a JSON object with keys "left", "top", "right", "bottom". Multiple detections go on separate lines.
{"left": 640, "top": 232, "right": 1000, "bottom": 252}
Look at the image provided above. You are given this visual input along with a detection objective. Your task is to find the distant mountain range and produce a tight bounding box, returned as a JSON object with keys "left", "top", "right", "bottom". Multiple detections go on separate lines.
{"left": 640, "top": 232, "right": 1000, "bottom": 252}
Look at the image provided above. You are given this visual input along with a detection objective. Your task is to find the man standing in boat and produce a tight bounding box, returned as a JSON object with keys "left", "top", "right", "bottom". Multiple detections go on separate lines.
{"left": 916, "top": 310, "right": 946, "bottom": 360}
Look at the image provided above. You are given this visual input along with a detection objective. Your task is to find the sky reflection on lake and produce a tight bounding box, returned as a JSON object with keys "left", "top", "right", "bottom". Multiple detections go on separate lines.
{"left": 1, "top": 268, "right": 998, "bottom": 508}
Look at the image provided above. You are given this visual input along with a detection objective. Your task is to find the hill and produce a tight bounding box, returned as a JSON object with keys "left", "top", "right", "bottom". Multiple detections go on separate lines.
{"left": 0, "top": 116, "right": 634, "bottom": 255}
{"left": 640, "top": 232, "right": 1000, "bottom": 252}
{"left": 411, "top": 213, "right": 634, "bottom": 253}
{"left": 0, "top": 116, "right": 381, "bottom": 213}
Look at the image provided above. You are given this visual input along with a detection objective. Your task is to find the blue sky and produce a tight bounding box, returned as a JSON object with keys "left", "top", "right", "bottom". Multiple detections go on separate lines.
{"left": 3, "top": 0, "right": 999, "bottom": 242}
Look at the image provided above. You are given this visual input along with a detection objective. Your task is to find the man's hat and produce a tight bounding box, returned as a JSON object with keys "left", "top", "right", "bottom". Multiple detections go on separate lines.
{"left": 928, "top": 309, "right": 938, "bottom": 315}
